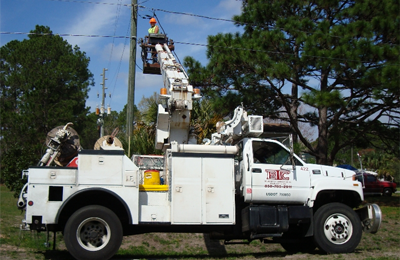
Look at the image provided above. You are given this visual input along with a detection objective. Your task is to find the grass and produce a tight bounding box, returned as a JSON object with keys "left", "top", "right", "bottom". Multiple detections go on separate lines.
{"left": 1, "top": 184, "right": 400, "bottom": 260}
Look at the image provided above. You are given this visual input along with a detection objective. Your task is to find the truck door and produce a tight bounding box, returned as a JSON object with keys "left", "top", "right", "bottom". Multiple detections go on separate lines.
{"left": 248, "top": 140, "right": 310, "bottom": 204}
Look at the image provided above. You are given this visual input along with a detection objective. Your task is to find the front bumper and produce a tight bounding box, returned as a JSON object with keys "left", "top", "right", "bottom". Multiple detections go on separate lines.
{"left": 355, "top": 203, "right": 382, "bottom": 234}
{"left": 20, "top": 219, "right": 30, "bottom": 231}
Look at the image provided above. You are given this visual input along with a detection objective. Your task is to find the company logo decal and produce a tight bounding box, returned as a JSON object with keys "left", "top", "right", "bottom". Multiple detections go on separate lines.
{"left": 264, "top": 169, "right": 292, "bottom": 189}
{"left": 265, "top": 169, "right": 290, "bottom": 180}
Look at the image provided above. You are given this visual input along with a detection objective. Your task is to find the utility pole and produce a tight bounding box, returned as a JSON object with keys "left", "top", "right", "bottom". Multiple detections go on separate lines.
{"left": 127, "top": 0, "right": 137, "bottom": 157}
{"left": 98, "top": 68, "right": 108, "bottom": 137}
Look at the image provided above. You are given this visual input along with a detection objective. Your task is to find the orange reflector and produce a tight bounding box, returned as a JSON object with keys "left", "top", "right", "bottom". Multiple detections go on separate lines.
{"left": 353, "top": 183, "right": 359, "bottom": 186}
{"left": 160, "top": 88, "right": 167, "bottom": 95}
{"left": 194, "top": 88, "right": 200, "bottom": 95}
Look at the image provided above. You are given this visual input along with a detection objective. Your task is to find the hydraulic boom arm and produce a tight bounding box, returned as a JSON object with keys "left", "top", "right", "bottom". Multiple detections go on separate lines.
{"left": 154, "top": 43, "right": 201, "bottom": 151}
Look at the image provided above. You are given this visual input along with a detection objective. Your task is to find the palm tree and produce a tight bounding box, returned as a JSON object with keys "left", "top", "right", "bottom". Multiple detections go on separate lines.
{"left": 127, "top": 93, "right": 161, "bottom": 156}
{"left": 191, "top": 99, "right": 223, "bottom": 143}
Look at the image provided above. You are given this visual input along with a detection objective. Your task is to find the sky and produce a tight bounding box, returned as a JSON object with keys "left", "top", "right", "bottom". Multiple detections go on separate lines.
{"left": 0, "top": 0, "right": 243, "bottom": 113}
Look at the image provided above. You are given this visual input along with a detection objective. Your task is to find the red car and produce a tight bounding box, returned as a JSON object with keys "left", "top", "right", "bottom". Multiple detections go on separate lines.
{"left": 355, "top": 173, "right": 397, "bottom": 196}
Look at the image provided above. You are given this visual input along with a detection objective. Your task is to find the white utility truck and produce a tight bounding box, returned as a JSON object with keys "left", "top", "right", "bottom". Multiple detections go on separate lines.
{"left": 18, "top": 40, "right": 381, "bottom": 260}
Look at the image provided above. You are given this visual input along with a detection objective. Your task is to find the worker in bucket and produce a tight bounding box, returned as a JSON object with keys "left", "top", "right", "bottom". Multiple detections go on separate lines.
{"left": 147, "top": 17, "right": 160, "bottom": 63}
{"left": 148, "top": 18, "right": 159, "bottom": 34}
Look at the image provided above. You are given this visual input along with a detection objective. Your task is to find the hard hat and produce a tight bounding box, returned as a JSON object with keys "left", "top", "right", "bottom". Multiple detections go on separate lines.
{"left": 149, "top": 18, "right": 156, "bottom": 24}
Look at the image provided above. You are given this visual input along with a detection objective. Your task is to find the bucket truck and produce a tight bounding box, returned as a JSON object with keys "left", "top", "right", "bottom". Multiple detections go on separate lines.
{"left": 17, "top": 41, "right": 381, "bottom": 260}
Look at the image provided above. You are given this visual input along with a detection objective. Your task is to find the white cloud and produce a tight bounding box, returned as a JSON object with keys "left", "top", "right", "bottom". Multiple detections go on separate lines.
{"left": 135, "top": 72, "right": 164, "bottom": 89}
{"left": 101, "top": 42, "right": 130, "bottom": 62}
{"left": 215, "top": 0, "right": 242, "bottom": 18}
{"left": 62, "top": 2, "right": 121, "bottom": 50}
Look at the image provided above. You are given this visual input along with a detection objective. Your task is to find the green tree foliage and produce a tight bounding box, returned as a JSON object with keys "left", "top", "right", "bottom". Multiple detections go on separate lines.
{"left": 358, "top": 150, "right": 399, "bottom": 182}
{"left": 79, "top": 112, "right": 99, "bottom": 149}
{"left": 184, "top": 0, "right": 400, "bottom": 165}
{"left": 0, "top": 145, "right": 37, "bottom": 193}
{"left": 0, "top": 25, "right": 93, "bottom": 193}
{"left": 191, "top": 99, "right": 223, "bottom": 143}
{"left": 130, "top": 122, "right": 161, "bottom": 155}
{"left": 122, "top": 95, "right": 161, "bottom": 156}
{"left": 138, "top": 92, "right": 159, "bottom": 125}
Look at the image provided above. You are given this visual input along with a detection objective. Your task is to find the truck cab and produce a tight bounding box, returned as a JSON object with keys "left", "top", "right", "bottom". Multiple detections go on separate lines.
{"left": 238, "top": 138, "right": 310, "bottom": 204}
{"left": 235, "top": 135, "right": 365, "bottom": 205}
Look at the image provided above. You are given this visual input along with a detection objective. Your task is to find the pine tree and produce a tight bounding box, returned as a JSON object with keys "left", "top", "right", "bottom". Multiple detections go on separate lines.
{"left": 184, "top": 0, "right": 400, "bottom": 164}
{"left": 0, "top": 25, "right": 93, "bottom": 192}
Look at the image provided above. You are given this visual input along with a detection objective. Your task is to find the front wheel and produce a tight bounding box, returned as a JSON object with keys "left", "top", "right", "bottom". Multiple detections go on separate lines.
{"left": 313, "top": 202, "right": 362, "bottom": 254}
{"left": 383, "top": 188, "right": 392, "bottom": 197}
{"left": 64, "top": 205, "right": 123, "bottom": 260}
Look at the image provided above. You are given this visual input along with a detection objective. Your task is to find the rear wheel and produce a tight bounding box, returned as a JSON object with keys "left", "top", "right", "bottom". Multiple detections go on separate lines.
{"left": 64, "top": 205, "right": 123, "bottom": 260}
{"left": 313, "top": 202, "right": 362, "bottom": 253}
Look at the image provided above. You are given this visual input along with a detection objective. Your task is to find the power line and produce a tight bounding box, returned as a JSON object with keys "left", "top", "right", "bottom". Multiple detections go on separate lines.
{"left": 108, "top": 20, "right": 131, "bottom": 109}
{"left": 139, "top": 6, "right": 236, "bottom": 24}
{"left": 107, "top": 0, "right": 124, "bottom": 69}
{"left": 44, "top": 0, "right": 237, "bottom": 23}
{"left": 40, "top": 0, "right": 399, "bottom": 46}
{"left": 47, "top": 0, "right": 132, "bottom": 7}
{"left": 0, "top": 31, "right": 135, "bottom": 39}
{"left": 42, "top": 0, "right": 395, "bottom": 43}
{"left": 1, "top": 31, "right": 391, "bottom": 64}
{"left": 138, "top": 6, "right": 341, "bottom": 40}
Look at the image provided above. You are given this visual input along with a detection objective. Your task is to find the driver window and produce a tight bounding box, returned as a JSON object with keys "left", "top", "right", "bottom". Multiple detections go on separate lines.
{"left": 252, "top": 140, "right": 302, "bottom": 166}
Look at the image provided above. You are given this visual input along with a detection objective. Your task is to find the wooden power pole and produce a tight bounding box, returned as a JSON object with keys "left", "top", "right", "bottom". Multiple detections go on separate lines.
{"left": 127, "top": 0, "right": 138, "bottom": 157}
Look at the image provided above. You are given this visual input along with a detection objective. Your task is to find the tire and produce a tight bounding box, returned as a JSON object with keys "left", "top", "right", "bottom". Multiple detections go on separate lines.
{"left": 313, "top": 202, "right": 362, "bottom": 254}
{"left": 64, "top": 205, "right": 123, "bottom": 260}
{"left": 383, "top": 188, "right": 392, "bottom": 197}
{"left": 280, "top": 237, "right": 316, "bottom": 253}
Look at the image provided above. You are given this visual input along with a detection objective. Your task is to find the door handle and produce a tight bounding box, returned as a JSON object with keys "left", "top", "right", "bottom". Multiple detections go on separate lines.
{"left": 252, "top": 168, "right": 262, "bottom": 173}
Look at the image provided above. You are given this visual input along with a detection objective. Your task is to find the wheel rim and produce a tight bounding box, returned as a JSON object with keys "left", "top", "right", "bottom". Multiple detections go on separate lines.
{"left": 323, "top": 213, "right": 353, "bottom": 245}
{"left": 76, "top": 217, "right": 111, "bottom": 251}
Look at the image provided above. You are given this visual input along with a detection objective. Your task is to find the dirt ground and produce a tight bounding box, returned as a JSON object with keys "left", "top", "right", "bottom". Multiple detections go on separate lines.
{"left": 1, "top": 231, "right": 400, "bottom": 260}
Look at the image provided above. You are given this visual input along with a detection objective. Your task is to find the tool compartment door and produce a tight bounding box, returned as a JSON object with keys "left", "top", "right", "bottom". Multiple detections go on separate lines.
{"left": 171, "top": 156, "right": 202, "bottom": 224}
{"left": 171, "top": 154, "right": 235, "bottom": 224}
{"left": 203, "top": 156, "right": 235, "bottom": 224}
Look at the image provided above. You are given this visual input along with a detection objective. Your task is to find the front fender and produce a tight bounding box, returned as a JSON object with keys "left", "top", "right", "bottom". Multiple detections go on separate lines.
{"left": 309, "top": 177, "right": 364, "bottom": 207}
